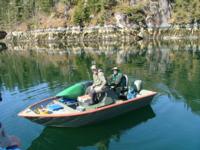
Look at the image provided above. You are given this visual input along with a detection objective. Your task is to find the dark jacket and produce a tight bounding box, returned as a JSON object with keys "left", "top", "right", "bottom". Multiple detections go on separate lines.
{"left": 109, "top": 72, "right": 123, "bottom": 86}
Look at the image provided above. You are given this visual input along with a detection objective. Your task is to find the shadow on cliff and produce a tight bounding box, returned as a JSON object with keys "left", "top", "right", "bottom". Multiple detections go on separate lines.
{"left": 0, "top": 43, "right": 7, "bottom": 52}
{"left": 0, "top": 31, "right": 7, "bottom": 40}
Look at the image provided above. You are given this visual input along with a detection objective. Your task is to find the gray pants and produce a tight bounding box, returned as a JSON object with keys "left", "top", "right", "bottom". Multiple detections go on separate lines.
{"left": 86, "top": 86, "right": 105, "bottom": 103}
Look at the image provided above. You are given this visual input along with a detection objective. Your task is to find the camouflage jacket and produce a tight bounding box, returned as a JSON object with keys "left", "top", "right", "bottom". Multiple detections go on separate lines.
{"left": 110, "top": 72, "right": 123, "bottom": 86}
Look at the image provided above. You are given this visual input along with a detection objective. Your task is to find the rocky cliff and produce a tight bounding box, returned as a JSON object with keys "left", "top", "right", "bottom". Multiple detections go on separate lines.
{"left": 1, "top": 0, "right": 200, "bottom": 42}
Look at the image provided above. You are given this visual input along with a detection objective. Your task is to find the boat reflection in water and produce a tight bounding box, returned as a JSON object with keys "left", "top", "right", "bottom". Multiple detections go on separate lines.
{"left": 28, "top": 106, "right": 155, "bottom": 150}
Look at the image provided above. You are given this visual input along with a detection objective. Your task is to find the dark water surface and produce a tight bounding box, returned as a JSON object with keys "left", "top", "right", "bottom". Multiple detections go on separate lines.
{"left": 0, "top": 40, "right": 200, "bottom": 150}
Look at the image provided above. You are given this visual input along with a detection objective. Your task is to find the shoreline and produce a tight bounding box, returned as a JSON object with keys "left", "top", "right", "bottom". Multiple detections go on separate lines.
{"left": 3, "top": 24, "right": 200, "bottom": 43}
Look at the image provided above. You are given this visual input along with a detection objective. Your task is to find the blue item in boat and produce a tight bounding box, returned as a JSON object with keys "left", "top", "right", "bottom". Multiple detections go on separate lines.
{"left": 60, "top": 98, "right": 77, "bottom": 106}
{"left": 127, "top": 88, "right": 137, "bottom": 99}
{"left": 47, "top": 104, "right": 64, "bottom": 111}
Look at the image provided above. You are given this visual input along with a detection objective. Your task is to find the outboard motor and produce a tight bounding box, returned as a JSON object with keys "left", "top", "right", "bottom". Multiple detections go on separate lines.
{"left": 127, "top": 80, "right": 143, "bottom": 100}
{"left": 134, "top": 80, "right": 143, "bottom": 93}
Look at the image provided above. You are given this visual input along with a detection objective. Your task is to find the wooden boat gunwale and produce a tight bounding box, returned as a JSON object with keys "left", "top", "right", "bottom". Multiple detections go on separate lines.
{"left": 18, "top": 91, "right": 157, "bottom": 118}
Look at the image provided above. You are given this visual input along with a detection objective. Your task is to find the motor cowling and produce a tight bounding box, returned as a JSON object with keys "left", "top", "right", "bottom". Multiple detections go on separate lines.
{"left": 134, "top": 80, "right": 143, "bottom": 92}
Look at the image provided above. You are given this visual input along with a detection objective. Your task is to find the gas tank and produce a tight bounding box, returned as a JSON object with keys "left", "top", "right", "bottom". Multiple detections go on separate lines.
{"left": 56, "top": 81, "right": 92, "bottom": 99}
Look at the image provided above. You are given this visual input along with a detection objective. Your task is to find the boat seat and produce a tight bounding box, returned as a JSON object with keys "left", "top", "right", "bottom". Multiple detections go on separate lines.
{"left": 98, "top": 88, "right": 117, "bottom": 106}
{"left": 87, "top": 88, "right": 117, "bottom": 109}
{"left": 120, "top": 74, "right": 129, "bottom": 94}
{"left": 115, "top": 74, "right": 129, "bottom": 99}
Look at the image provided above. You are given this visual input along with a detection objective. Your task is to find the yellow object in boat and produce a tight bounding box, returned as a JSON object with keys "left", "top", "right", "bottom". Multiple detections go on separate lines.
{"left": 37, "top": 108, "right": 49, "bottom": 114}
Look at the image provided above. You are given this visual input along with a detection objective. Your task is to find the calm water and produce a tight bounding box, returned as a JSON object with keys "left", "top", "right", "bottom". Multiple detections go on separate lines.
{"left": 0, "top": 40, "right": 200, "bottom": 150}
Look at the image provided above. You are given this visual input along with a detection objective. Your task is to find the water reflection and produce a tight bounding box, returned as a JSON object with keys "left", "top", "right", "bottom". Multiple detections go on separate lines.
{"left": 1, "top": 40, "right": 200, "bottom": 117}
{"left": 0, "top": 92, "right": 2, "bottom": 102}
{"left": 28, "top": 106, "right": 155, "bottom": 150}
{"left": 0, "top": 50, "right": 90, "bottom": 91}
{"left": 1, "top": 39, "right": 200, "bottom": 149}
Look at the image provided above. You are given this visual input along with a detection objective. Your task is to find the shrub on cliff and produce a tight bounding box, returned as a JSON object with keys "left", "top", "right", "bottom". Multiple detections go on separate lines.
{"left": 115, "top": 3, "right": 146, "bottom": 24}
{"left": 72, "top": 0, "right": 117, "bottom": 26}
{"left": 172, "top": 0, "right": 200, "bottom": 23}
{"left": 73, "top": 1, "right": 90, "bottom": 26}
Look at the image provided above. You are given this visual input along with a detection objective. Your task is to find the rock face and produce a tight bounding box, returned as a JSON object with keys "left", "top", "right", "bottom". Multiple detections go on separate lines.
{"left": 159, "top": 0, "right": 171, "bottom": 27}
{"left": 5, "top": 24, "right": 200, "bottom": 42}
{"left": 146, "top": 0, "right": 172, "bottom": 27}
{"left": 5, "top": 26, "right": 142, "bottom": 42}
{"left": 3, "top": 1, "right": 200, "bottom": 41}
{"left": 115, "top": 13, "right": 127, "bottom": 28}
{"left": 115, "top": 0, "right": 172, "bottom": 28}
{"left": 0, "top": 31, "right": 7, "bottom": 40}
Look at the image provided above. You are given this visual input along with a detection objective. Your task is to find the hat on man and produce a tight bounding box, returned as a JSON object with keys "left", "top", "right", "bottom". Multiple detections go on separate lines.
{"left": 112, "top": 67, "right": 119, "bottom": 70}
{"left": 91, "top": 65, "right": 97, "bottom": 70}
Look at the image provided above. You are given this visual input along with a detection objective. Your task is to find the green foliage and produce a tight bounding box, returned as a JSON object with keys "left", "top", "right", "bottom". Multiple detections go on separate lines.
{"left": 103, "top": 0, "right": 117, "bottom": 9}
{"left": 1, "top": 0, "right": 200, "bottom": 30}
{"left": 35, "top": 0, "right": 55, "bottom": 13}
{"left": 59, "top": 0, "right": 78, "bottom": 5}
{"left": 116, "top": 4, "right": 146, "bottom": 24}
{"left": 72, "top": 0, "right": 118, "bottom": 25}
{"left": 98, "top": 10, "right": 107, "bottom": 25}
{"left": 172, "top": 0, "right": 200, "bottom": 23}
{"left": 87, "top": 0, "right": 103, "bottom": 14}
{"left": 73, "top": 1, "right": 90, "bottom": 25}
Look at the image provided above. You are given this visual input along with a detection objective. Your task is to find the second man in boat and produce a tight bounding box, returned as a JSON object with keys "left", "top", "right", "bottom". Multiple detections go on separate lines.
{"left": 86, "top": 65, "right": 107, "bottom": 103}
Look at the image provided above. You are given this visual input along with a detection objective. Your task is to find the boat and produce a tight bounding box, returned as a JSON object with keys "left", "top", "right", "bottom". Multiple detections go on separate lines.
{"left": 18, "top": 81, "right": 157, "bottom": 127}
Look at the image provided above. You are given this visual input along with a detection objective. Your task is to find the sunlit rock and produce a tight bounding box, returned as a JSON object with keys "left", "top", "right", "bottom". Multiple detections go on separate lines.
{"left": 115, "top": 12, "right": 126, "bottom": 28}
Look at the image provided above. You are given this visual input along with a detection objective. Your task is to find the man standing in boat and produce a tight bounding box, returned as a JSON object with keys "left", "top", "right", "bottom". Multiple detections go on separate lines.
{"left": 87, "top": 65, "right": 107, "bottom": 103}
